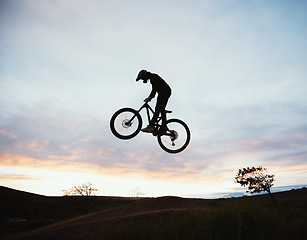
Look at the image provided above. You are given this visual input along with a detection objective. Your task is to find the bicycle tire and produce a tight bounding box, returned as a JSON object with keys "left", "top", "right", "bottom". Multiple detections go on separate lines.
{"left": 157, "top": 118, "right": 190, "bottom": 154}
{"left": 110, "top": 108, "right": 142, "bottom": 140}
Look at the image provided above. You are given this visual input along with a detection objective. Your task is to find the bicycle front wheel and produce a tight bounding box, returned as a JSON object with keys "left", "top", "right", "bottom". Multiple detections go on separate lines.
{"left": 157, "top": 119, "right": 190, "bottom": 154}
{"left": 110, "top": 108, "right": 142, "bottom": 140}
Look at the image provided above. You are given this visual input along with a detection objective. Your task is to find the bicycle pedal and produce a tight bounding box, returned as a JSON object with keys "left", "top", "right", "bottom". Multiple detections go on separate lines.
{"left": 152, "top": 129, "right": 158, "bottom": 136}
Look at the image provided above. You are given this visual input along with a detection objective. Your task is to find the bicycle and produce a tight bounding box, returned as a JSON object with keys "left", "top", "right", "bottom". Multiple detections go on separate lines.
{"left": 110, "top": 101, "right": 191, "bottom": 154}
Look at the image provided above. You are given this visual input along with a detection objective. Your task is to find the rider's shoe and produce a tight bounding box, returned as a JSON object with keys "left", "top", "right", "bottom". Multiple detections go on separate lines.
{"left": 141, "top": 125, "right": 154, "bottom": 133}
{"left": 157, "top": 126, "right": 168, "bottom": 135}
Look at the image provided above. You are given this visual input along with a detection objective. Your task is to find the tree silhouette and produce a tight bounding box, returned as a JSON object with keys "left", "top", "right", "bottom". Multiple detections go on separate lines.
{"left": 235, "top": 166, "right": 275, "bottom": 204}
{"left": 62, "top": 182, "right": 99, "bottom": 213}
{"left": 63, "top": 182, "right": 98, "bottom": 197}
{"left": 131, "top": 186, "right": 145, "bottom": 199}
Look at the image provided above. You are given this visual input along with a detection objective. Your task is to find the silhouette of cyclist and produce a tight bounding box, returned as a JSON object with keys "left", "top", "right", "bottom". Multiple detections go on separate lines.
{"left": 136, "top": 70, "right": 172, "bottom": 133}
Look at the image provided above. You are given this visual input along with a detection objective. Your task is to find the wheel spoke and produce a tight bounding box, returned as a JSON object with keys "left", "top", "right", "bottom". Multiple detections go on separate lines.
{"left": 157, "top": 119, "right": 190, "bottom": 153}
{"left": 110, "top": 108, "right": 142, "bottom": 140}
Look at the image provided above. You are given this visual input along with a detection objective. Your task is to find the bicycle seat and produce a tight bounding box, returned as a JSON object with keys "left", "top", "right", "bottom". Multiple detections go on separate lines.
{"left": 165, "top": 110, "right": 172, "bottom": 114}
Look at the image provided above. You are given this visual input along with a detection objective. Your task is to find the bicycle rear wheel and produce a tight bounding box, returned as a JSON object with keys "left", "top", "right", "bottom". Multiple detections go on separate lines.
{"left": 157, "top": 119, "right": 190, "bottom": 154}
{"left": 110, "top": 108, "right": 142, "bottom": 140}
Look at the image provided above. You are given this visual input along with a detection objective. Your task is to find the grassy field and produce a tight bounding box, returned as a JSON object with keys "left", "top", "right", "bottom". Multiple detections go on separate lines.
{"left": 1, "top": 186, "right": 306, "bottom": 240}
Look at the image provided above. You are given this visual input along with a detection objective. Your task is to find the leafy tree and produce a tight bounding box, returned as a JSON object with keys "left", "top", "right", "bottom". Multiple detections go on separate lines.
{"left": 235, "top": 166, "right": 275, "bottom": 203}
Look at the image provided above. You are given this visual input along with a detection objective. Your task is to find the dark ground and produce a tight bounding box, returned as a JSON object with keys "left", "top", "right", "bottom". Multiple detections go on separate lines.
{"left": 1, "top": 186, "right": 306, "bottom": 240}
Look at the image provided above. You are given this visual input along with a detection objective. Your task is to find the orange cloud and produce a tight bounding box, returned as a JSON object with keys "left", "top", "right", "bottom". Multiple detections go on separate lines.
{"left": 0, "top": 129, "right": 18, "bottom": 139}
{"left": 0, "top": 152, "right": 200, "bottom": 183}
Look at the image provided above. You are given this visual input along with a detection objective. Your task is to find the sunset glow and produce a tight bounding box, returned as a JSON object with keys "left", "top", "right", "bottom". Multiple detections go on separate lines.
{"left": 1, "top": 0, "right": 306, "bottom": 197}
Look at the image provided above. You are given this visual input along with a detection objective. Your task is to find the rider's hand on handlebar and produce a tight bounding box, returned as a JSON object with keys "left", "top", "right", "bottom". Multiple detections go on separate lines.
{"left": 144, "top": 97, "right": 152, "bottom": 103}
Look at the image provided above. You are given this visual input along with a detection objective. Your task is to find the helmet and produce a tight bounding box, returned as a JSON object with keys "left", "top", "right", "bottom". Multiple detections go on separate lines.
{"left": 136, "top": 70, "right": 149, "bottom": 81}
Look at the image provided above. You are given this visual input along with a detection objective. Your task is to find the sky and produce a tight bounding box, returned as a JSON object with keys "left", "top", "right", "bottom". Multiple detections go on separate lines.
{"left": 0, "top": 0, "right": 306, "bottom": 198}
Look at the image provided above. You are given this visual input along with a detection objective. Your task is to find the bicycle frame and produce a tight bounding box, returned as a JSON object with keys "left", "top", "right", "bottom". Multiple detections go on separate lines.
{"left": 127, "top": 102, "right": 170, "bottom": 135}
{"left": 138, "top": 102, "right": 155, "bottom": 125}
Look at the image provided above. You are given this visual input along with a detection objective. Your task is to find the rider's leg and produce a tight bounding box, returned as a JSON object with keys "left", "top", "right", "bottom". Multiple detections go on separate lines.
{"left": 142, "top": 93, "right": 170, "bottom": 133}
{"left": 141, "top": 98, "right": 164, "bottom": 132}
{"left": 150, "top": 93, "right": 169, "bottom": 127}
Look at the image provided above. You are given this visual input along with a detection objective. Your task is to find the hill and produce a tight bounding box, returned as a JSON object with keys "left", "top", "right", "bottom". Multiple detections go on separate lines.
{"left": 1, "top": 186, "right": 307, "bottom": 240}
{"left": 0, "top": 186, "right": 135, "bottom": 238}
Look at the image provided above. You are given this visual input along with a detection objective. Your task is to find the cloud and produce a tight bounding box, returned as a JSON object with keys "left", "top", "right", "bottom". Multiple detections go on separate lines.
{"left": 0, "top": 173, "right": 45, "bottom": 181}
{"left": 1, "top": 98, "right": 306, "bottom": 183}
{"left": 1, "top": 0, "right": 306, "bottom": 196}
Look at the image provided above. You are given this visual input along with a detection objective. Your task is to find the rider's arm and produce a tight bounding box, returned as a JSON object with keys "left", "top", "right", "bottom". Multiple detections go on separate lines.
{"left": 144, "top": 97, "right": 152, "bottom": 102}
{"left": 144, "top": 87, "right": 155, "bottom": 102}
{"left": 148, "top": 82, "right": 156, "bottom": 99}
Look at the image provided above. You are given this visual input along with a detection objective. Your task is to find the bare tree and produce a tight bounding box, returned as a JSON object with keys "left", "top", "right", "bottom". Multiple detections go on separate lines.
{"left": 62, "top": 182, "right": 99, "bottom": 213}
{"left": 235, "top": 166, "right": 275, "bottom": 204}
{"left": 131, "top": 186, "right": 145, "bottom": 199}
{"left": 63, "top": 182, "right": 98, "bottom": 197}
